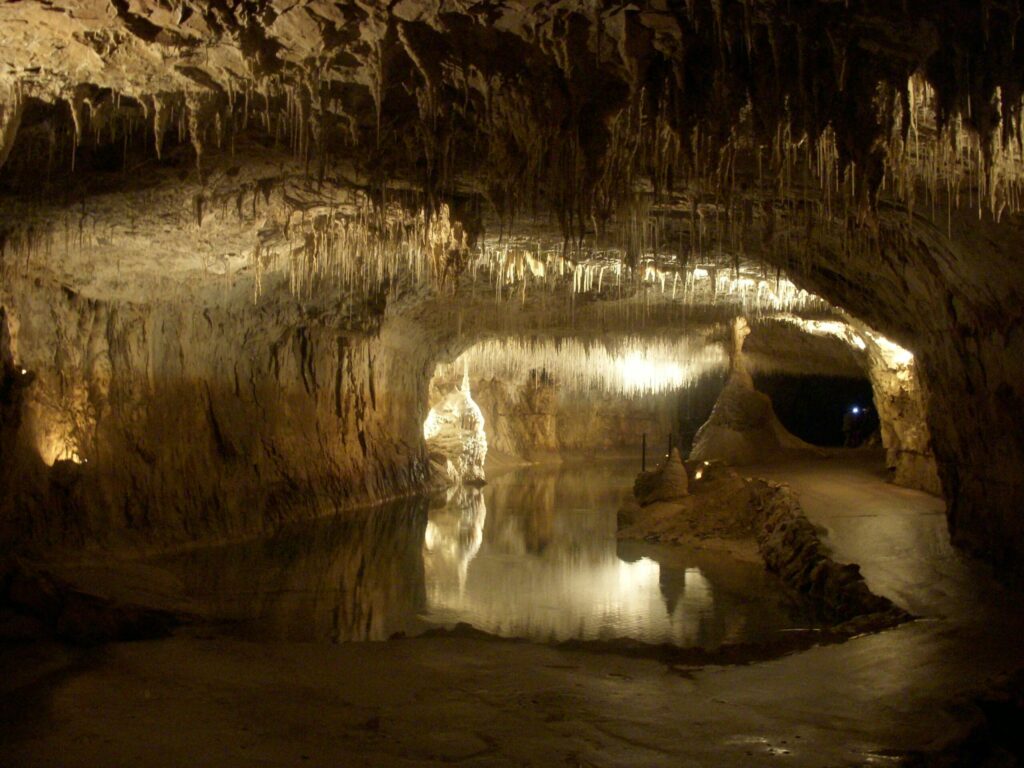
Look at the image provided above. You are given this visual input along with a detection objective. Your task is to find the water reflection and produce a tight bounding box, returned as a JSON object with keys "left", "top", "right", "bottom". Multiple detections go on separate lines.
{"left": 422, "top": 461, "right": 808, "bottom": 648}
{"left": 153, "top": 460, "right": 807, "bottom": 648}
{"left": 153, "top": 497, "right": 429, "bottom": 642}
{"left": 423, "top": 485, "right": 487, "bottom": 596}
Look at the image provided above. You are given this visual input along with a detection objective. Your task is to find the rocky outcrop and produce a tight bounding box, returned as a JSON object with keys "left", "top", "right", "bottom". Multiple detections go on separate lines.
{"left": 620, "top": 462, "right": 910, "bottom": 630}
{"left": 776, "top": 209, "right": 1024, "bottom": 575}
{"left": 691, "top": 319, "right": 816, "bottom": 465}
{"left": 633, "top": 448, "right": 689, "bottom": 505}
{"left": 750, "top": 480, "right": 908, "bottom": 628}
{"left": 863, "top": 335, "right": 942, "bottom": 495}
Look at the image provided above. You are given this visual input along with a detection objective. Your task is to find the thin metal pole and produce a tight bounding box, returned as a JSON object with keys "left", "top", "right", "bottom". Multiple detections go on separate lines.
{"left": 641, "top": 433, "right": 647, "bottom": 472}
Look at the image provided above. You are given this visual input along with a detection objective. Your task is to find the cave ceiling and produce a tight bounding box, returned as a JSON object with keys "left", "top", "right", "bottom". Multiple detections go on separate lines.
{"left": 0, "top": 0, "right": 1022, "bottom": 331}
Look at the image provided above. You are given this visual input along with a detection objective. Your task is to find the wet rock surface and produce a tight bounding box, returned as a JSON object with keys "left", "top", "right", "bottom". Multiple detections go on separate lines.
{"left": 900, "top": 669, "right": 1024, "bottom": 768}
{"left": 632, "top": 448, "right": 689, "bottom": 505}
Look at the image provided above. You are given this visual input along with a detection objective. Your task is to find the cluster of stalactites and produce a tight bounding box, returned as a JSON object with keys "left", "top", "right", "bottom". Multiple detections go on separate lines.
{"left": 439, "top": 335, "right": 728, "bottom": 397}
{"left": 471, "top": 236, "right": 827, "bottom": 317}
{"left": 881, "top": 77, "right": 1024, "bottom": 224}
{"left": 252, "top": 197, "right": 469, "bottom": 302}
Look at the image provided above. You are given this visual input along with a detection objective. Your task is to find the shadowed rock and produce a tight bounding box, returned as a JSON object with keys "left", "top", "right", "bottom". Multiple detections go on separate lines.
{"left": 633, "top": 448, "right": 689, "bottom": 506}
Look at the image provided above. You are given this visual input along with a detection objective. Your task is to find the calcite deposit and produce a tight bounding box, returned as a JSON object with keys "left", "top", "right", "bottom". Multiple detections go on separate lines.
{"left": 0, "top": 0, "right": 1021, "bottom": 575}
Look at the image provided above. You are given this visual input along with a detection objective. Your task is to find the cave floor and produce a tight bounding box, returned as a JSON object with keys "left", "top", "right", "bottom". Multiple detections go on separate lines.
{"left": 3, "top": 451, "right": 1024, "bottom": 767}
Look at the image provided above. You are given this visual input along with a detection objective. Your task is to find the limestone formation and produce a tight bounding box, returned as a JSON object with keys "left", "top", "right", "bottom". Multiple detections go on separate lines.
{"left": 0, "top": 1, "right": 1021, "bottom": 574}
{"left": 863, "top": 333, "right": 942, "bottom": 495}
{"left": 749, "top": 480, "right": 909, "bottom": 628}
{"left": 424, "top": 372, "right": 488, "bottom": 487}
{"left": 690, "top": 318, "right": 817, "bottom": 465}
{"left": 633, "top": 447, "right": 689, "bottom": 506}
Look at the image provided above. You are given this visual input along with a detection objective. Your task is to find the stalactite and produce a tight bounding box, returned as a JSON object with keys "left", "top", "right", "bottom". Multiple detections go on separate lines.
{"left": 438, "top": 335, "right": 728, "bottom": 398}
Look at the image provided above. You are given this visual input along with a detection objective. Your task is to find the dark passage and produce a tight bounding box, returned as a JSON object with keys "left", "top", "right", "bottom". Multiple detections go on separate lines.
{"left": 754, "top": 374, "right": 876, "bottom": 447}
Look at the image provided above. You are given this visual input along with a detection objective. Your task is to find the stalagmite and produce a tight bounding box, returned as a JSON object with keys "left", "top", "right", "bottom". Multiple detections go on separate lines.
{"left": 1, "top": 3, "right": 1024, "bottom": 763}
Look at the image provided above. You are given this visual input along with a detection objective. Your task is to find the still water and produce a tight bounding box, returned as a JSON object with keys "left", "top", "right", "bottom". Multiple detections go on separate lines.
{"left": 154, "top": 459, "right": 811, "bottom": 648}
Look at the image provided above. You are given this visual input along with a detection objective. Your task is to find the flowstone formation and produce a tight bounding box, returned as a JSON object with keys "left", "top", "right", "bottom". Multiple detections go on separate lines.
{"left": 0, "top": 1, "right": 1021, "bottom": 572}
{"left": 424, "top": 370, "right": 488, "bottom": 487}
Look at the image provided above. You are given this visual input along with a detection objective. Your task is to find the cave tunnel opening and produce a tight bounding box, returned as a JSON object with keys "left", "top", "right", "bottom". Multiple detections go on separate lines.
{"left": 753, "top": 373, "right": 878, "bottom": 447}
{"left": 423, "top": 334, "right": 731, "bottom": 478}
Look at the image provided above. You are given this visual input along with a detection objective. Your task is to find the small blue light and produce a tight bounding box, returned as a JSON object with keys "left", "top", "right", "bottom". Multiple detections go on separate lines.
{"left": 851, "top": 406, "right": 861, "bottom": 415}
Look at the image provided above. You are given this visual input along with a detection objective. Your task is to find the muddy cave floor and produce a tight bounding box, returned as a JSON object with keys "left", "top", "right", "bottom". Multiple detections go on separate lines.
{"left": 3, "top": 451, "right": 1024, "bottom": 767}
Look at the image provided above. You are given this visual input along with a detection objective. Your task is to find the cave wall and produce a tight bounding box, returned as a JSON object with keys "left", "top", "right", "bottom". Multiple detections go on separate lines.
{"left": 745, "top": 317, "right": 941, "bottom": 490}
{"left": 0, "top": 276, "right": 432, "bottom": 553}
{"left": 776, "top": 210, "right": 1024, "bottom": 572}
{"left": 863, "top": 339, "right": 942, "bottom": 495}
{"left": 432, "top": 374, "right": 681, "bottom": 464}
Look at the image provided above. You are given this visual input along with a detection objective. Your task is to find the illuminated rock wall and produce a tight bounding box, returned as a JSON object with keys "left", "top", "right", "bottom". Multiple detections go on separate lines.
{"left": 0, "top": 277, "right": 432, "bottom": 551}
{"left": 424, "top": 376, "right": 488, "bottom": 486}
{"left": 453, "top": 376, "right": 682, "bottom": 463}
{"left": 864, "top": 339, "right": 942, "bottom": 495}
{"left": 778, "top": 209, "right": 1024, "bottom": 573}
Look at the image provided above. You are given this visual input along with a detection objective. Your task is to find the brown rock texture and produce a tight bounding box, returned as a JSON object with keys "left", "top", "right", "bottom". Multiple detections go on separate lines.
{"left": 620, "top": 463, "right": 909, "bottom": 629}
{"left": 863, "top": 334, "right": 942, "bottom": 495}
{"left": 0, "top": 1, "right": 1021, "bottom": 574}
{"left": 750, "top": 480, "right": 908, "bottom": 628}
{"left": 0, "top": 277, "right": 433, "bottom": 552}
{"left": 633, "top": 447, "right": 689, "bottom": 505}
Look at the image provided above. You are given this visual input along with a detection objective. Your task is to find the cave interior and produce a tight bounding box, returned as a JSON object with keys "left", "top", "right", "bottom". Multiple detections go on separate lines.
{"left": 1, "top": 1, "right": 1024, "bottom": 766}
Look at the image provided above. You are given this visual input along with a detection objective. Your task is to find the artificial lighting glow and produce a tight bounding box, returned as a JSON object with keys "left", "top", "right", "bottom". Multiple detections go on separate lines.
{"left": 851, "top": 406, "right": 861, "bottom": 415}
{"left": 694, "top": 468, "right": 704, "bottom": 480}
{"left": 774, "top": 315, "right": 913, "bottom": 368}
{"left": 616, "top": 352, "right": 687, "bottom": 393}
{"left": 20, "top": 368, "right": 27, "bottom": 375}
{"left": 874, "top": 335, "right": 914, "bottom": 367}
{"left": 37, "top": 435, "right": 84, "bottom": 465}
{"left": 441, "top": 336, "right": 727, "bottom": 397}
